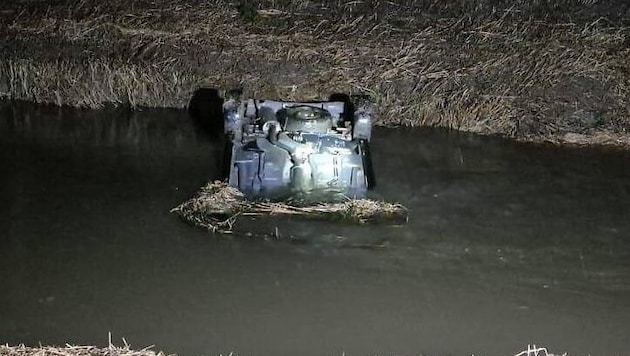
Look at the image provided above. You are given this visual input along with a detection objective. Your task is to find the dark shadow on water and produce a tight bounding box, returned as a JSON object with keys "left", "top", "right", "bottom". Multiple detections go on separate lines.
{"left": 188, "top": 87, "right": 224, "bottom": 139}
{"left": 187, "top": 88, "right": 228, "bottom": 180}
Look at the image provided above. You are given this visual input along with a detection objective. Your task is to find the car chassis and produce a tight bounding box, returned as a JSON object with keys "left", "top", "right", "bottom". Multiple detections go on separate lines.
{"left": 221, "top": 94, "right": 375, "bottom": 199}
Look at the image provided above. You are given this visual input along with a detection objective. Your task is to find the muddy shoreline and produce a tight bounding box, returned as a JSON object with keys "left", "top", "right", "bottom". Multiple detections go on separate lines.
{"left": 1, "top": 0, "right": 629, "bottom": 147}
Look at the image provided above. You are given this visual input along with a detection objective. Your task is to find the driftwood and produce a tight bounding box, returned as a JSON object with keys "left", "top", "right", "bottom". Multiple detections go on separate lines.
{"left": 170, "top": 181, "right": 408, "bottom": 234}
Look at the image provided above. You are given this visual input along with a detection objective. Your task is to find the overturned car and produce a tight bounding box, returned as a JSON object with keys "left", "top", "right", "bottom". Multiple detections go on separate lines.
{"left": 217, "top": 93, "right": 375, "bottom": 199}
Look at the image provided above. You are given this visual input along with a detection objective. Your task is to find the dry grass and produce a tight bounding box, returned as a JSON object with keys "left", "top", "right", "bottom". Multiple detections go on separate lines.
{"left": 1, "top": 59, "right": 196, "bottom": 108}
{"left": 170, "top": 181, "right": 408, "bottom": 233}
{"left": 1, "top": 0, "right": 629, "bottom": 146}
{"left": 0, "top": 344, "right": 168, "bottom": 356}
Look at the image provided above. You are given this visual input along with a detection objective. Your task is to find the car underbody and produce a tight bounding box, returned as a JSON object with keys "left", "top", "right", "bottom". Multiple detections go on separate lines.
{"left": 221, "top": 95, "right": 375, "bottom": 199}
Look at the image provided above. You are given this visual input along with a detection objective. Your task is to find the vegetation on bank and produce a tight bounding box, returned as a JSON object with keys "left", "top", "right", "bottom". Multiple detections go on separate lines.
{"left": 0, "top": 0, "right": 629, "bottom": 145}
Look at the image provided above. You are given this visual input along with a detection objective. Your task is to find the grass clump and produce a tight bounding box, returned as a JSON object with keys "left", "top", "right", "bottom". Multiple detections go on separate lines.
{"left": 170, "top": 181, "right": 408, "bottom": 234}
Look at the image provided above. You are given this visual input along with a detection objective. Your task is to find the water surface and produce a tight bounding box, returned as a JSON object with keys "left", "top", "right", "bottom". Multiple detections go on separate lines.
{"left": 1, "top": 102, "right": 629, "bottom": 356}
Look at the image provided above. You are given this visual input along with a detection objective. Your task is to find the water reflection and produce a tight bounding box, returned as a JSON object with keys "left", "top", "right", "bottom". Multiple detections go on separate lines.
{"left": 1, "top": 101, "right": 629, "bottom": 356}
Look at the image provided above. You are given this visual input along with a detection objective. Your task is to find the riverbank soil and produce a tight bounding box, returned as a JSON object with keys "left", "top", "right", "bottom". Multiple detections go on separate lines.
{"left": 1, "top": 0, "right": 629, "bottom": 145}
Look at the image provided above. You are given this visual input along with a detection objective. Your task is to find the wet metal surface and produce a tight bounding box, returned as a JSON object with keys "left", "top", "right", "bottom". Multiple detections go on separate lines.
{"left": 1, "top": 102, "right": 629, "bottom": 356}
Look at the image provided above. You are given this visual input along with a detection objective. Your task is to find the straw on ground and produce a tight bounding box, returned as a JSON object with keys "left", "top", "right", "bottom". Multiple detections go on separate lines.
{"left": 0, "top": 344, "right": 167, "bottom": 356}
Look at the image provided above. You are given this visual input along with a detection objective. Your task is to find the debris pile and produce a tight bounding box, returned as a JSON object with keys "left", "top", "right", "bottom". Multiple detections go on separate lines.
{"left": 171, "top": 181, "right": 408, "bottom": 233}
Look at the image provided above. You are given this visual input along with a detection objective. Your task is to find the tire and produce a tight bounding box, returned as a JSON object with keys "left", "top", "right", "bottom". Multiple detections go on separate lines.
{"left": 221, "top": 139, "right": 233, "bottom": 181}
{"left": 224, "top": 88, "right": 244, "bottom": 102}
{"left": 358, "top": 139, "right": 376, "bottom": 189}
{"left": 350, "top": 94, "right": 374, "bottom": 115}
{"left": 328, "top": 93, "right": 354, "bottom": 125}
{"left": 328, "top": 93, "right": 375, "bottom": 128}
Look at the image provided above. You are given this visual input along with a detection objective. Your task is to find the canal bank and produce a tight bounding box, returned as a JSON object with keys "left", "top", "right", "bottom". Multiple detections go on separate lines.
{"left": 1, "top": 0, "right": 629, "bottom": 147}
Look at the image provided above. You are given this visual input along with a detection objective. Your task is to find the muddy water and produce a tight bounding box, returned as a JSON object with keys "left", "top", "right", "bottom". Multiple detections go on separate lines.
{"left": 1, "top": 102, "right": 629, "bottom": 356}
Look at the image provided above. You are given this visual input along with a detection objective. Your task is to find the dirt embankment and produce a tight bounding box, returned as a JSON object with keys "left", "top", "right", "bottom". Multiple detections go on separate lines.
{"left": 1, "top": 0, "right": 629, "bottom": 146}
